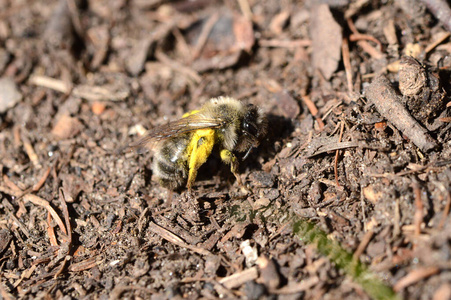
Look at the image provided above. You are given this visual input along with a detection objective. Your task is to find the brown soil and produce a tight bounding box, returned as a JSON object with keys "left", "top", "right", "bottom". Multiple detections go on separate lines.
{"left": 1, "top": 0, "right": 451, "bottom": 299}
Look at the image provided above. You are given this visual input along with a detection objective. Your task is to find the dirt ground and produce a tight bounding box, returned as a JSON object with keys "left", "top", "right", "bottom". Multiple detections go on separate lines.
{"left": 1, "top": 0, "right": 451, "bottom": 299}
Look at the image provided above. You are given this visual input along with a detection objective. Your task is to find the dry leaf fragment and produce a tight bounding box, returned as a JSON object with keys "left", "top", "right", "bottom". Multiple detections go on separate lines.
{"left": 0, "top": 77, "right": 22, "bottom": 113}
{"left": 310, "top": 4, "right": 342, "bottom": 80}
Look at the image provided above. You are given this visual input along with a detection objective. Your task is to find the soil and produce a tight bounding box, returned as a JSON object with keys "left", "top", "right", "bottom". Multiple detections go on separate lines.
{"left": 1, "top": 0, "right": 451, "bottom": 299}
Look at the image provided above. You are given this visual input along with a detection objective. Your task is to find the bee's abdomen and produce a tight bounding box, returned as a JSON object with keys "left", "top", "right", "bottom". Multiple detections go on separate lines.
{"left": 152, "top": 135, "right": 190, "bottom": 190}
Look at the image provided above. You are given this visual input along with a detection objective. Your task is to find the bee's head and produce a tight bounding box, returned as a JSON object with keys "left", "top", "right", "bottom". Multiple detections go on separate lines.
{"left": 236, "top": 104, "right": 268, "bottom": 159}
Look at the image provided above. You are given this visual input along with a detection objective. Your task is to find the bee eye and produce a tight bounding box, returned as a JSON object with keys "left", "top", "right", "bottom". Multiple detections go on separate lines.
{"left": 243, "top": 122, "right": 258, "bottom": 136}
{"left": 242, "top": 107, "right": 259, "bottom": 137}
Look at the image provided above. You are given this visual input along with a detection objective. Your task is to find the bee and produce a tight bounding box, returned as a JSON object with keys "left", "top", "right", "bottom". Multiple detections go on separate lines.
{"left": 131, "top": 96, "right": 268, "bottom": 191}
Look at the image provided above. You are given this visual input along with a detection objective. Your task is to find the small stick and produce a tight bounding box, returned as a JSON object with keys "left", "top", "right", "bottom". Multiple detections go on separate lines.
{"left": 365, "top": 75, "right": 437, "bottom": 152}
{"left": 155, "top": 50, "right": 201, "bottom": 83}
{"left": 353, "top": 230, "right": 374, "bottom": 260}
{"left": 59, "top": 189, "right": 72, "bottom": 243}
{"left": 349, "top": 33, "right": 383, "bottom": 51}
{"left": 306, "top": 141, "right": 360, "bottom": 158}
{"left": 218, "top": 266, "right": 258, "bottom": 289}
{"left": 148, "top": 221, "right": 211, "bottom": 255}
{"left": 29, "top": 75, "right": 70, "bottom": 94}
{"left": 412, "top": 182, "right": 424, "bottom": 236}
{"left": 342, "top": 37, "right": 353, "bottom": 93}
{"left": 191, "top": 12, "right": 219, "bottom": 61}
{"left": 47, "top": 211, "right": 59, "bottom": 246}
{"left": 0, "top": 186, "right": 67, "bottom": 236}
{"left": 394, "top": 266, "right": 440, "bottom": 292}
{"left": 32, "top": 167, "right": 52, "bottom": 192}
{"left": 438, "top": 190, "right": 451, "bottom": 230}
{"left": 347, "top": 18, "right": 384, "bottom": 59}
{"left": 334, "top": 121, "right": 345, "bottom": 187}
{"left": 425, "top": 32, "right": 451, "bottom": 53}
{"left": 237, "top": 0, "right": 253, "bottom": 20}
{"left": 301, "top": 95, "right": 325, "bottom": 130}
{"left": 7, "top": 211, "right": 30, "bottom": 238}
{"left": 2, "top": 175, "right": 22, "bottom": 192}
{"left": 21, "top": 133, "right": 40, "bottom": 167}
{"left": 68, "top": 256, "right": 99, "bottom": 272}
{"left": 259, "top": 39, "right": 311, "bottom": 48}
{"left": 65, "top": 0, "right": 84, "bottom": 39}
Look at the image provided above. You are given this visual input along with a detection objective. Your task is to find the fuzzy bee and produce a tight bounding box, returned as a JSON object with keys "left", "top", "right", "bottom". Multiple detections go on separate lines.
{"left": 131, "top": 96, "right": 267, "bottom": 191}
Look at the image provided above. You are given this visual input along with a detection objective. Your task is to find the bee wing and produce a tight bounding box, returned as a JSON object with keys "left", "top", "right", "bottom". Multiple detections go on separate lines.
{"left": 129, "top": 113, "right": 223, "bottom": 150}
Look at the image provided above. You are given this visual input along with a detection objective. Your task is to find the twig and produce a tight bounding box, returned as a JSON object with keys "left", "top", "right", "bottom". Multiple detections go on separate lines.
{"left": 148, "top": 221, "right": 211, "bottom": 255}
{"left": 393, "top": 266, "right": 440, "bottom": 292}
{"left": 47, "top": 212, "right": 59, "bottom": 246}
{"left": 349, "top": 33, "right": 383, "bottom": 51}
{"left": 218, "top": 267, "right": 258, "bottom": 289}
{"left": 2, "top": 175, "right": 22, "bottom": 192}
{"left": 342, "top": 37, "right": 353, "bottom": 93}
{"left": 65, "top": 0, "right": 84, "bottom": 39}
{"left": 29, "top": 75, "right": 71, "bottom": 94}
{"left": 7, "top": 211, "right": 30, "bottom": 238}
{"left": 334, "top": 121, "right": 345, "bottom": 187}
{"left": 21, "top": 133, "right": 40, "bottom": 167}
{"left": 306, "top": 141, "right": 360, "bottom": 158}
{"left": 12, "top": 265, "right": 36, "bottom": 289}
{"left": 425, "top": 32, "right": 451, "bottom": 53}
{"left": 155, "top": 50, "right": 201, "bottom": 83}
{"left": 365, "top": 75, "right": 437, "bottom": 152}
{"left": 59, "top": 189, "right": 72, "bottom": 243}
{"left": 347, "top": 18, "right": 384, "bottom": 59}
{"left": 32, "top": 167, "right": 52, "bottom": 192}
{"left": 0, "top": 186, "right": 67, "bottom": 236}
{"left": 412, "top": 182, "right": 424, "bottom": 236}
{"left": 171, "top": 27, "right": 192, "bottom": 64}
{"left": 301, "top": 95, "right": 325, "bottom": 130}
{"left": 54, "top": 255, "right": 70, "bottom": 279}
{"left": 191, "top": 12, "right": 220, "bottom": 61}
{"left": 353, "top": 230, "right": 374, "bottom": 260}
{"left": 68, "top": 256, "right": 100, "bottom": 272}
{"left": 438, "top": 190, "right": 451, "bottom": 230}
{"left": 259, "top": 39, "right": 311, "bottom": 48}
{"left": 237, "top": 0, "right": 253, "bottom": 20}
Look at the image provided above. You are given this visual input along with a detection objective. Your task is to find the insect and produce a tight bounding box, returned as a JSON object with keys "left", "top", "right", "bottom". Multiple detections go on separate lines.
{"left": 131, "top": 96, "right": 268, "bottom": 191}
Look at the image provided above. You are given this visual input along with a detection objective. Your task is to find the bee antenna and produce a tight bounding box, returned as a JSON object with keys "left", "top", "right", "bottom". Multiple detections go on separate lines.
{"left": 242, "top": 146, "right": 253, "bottom": 160}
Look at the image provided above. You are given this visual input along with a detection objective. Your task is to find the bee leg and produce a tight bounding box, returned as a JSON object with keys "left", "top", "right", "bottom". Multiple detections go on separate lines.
{"left": 186, "top": 131, "right": 215, "bottom": 190}
{"left": 220, "top": 149, "right": 250, "bottom": 192}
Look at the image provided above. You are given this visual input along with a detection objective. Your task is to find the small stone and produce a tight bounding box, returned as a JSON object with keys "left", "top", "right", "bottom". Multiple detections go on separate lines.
{"left": 91, "top": 101, "right": 106, "bottom": 115}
